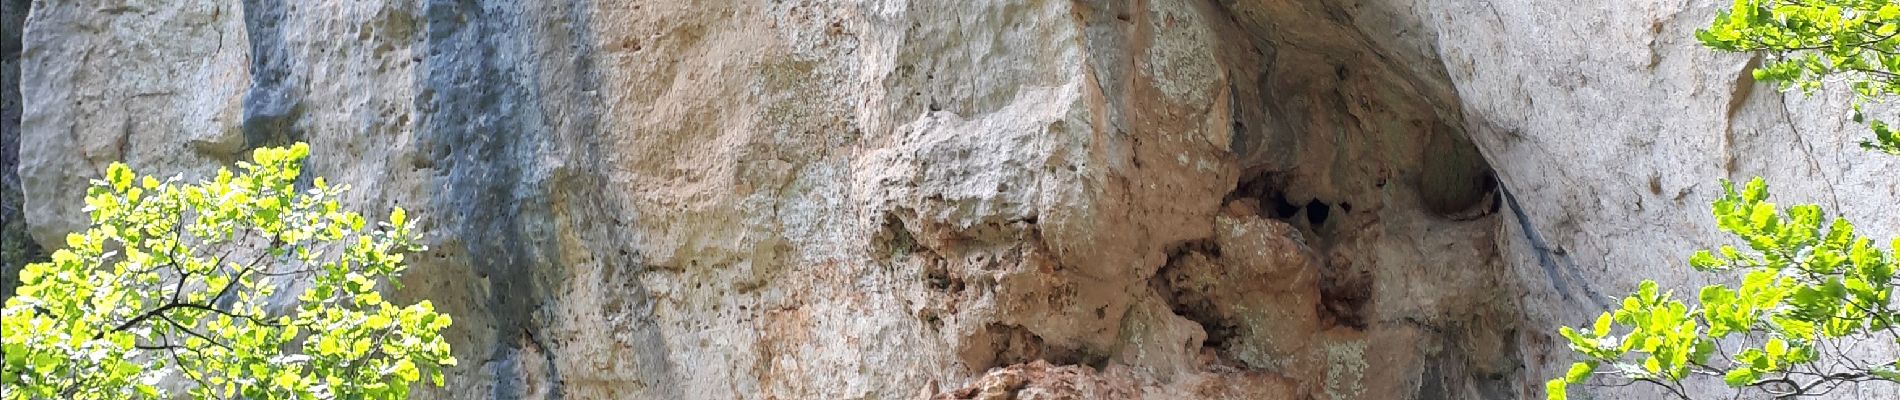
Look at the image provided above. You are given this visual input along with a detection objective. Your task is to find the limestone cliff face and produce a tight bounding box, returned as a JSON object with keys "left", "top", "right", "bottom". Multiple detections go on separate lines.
{"left": 9, "top": 0, "right": 1897, "bottom": 399}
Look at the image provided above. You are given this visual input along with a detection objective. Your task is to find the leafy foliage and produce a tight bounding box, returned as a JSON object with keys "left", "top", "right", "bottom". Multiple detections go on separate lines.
{"left": 1550, "top": 2, "right": 1900, "bottom": 397}
{"left": 1698, "top": 0, "right": 1900, "bottom": 154}
{"left": 1, "top": 143, "right": 455, "bottom": 399}
{"left": 1547, "top": 178, "right": 1899, "bottom": 399}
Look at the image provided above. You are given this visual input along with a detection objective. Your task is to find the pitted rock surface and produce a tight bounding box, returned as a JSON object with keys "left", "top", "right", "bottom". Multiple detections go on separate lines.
{"left": 12, "top": 0, "right": 1898, "bottom": 399}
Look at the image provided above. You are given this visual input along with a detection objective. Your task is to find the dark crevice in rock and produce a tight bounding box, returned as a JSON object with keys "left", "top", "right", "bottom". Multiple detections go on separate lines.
{"left": 0, "top": 0, "right": 42, "bottom": 298}
{"left": 1418, "top": 121, "right": 1499, "bottom": 220}
{"left": 874, "top": 212, "right": 919, "bottom": 262}
{"left": 969, "top": 323, "right": 1108, "bottom": 372}
{"left": 1270, "top": 196, "right": 1300, "bottom": 220}
{"left": 1303, "top": 199, "right": 1330, "bottom": 226}
{"left": 1153, "top": 241, "right": 1238, "bottom": 353}
{"left": 1226, "top": 172, "right": 1297, "bottom": 221}
{"left": 879, "top": 210, "right": 970, "bottom": 337}
{"left": 923, "top": 257, "right": 964, "bottom": 294}
{"left": 983, "top": 324, "right": 1049, "bottom": 368}
{"left": 238, "top": 0, "right": 306, "bottom": 149}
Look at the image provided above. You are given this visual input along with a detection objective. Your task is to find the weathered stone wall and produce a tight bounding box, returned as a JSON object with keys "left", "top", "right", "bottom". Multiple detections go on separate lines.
{"left": 12, "top": 0, "right": 1897, "bottom": 399}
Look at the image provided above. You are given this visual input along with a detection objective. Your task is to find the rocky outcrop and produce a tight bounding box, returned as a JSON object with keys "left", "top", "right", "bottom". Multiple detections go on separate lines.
{"left": 13, "top": 0, "right": 1898, "bottom": 399}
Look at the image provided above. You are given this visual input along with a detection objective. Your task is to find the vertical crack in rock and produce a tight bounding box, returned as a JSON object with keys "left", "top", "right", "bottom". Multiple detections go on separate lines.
{"left": 0, "top": 0, "right": 42, "bottom": 297}
{"left": 238, "top": 0, "right": 305, "bottom": 148}
{"left": 1498, "top": 185, "right": 1610, "bottom": 310}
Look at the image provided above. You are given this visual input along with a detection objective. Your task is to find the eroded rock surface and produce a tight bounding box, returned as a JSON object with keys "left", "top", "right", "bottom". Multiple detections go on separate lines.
{"left": 13, "top": 0, "right": 1898, "bottom": 399}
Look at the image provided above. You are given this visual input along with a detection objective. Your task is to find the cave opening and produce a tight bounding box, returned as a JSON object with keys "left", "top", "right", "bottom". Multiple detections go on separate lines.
{"left": 1303, "top": 199, "right": 1330, "bottom": 226}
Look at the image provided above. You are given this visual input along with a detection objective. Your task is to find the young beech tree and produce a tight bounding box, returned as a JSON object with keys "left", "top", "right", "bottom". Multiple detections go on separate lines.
{"left": 1700, "top": 0, "right": 1900, "bottom": 154}
{"left": 1550, "top": 1, "right": 1900, "bottom": 399}
{"left": 1546, "top": 178, "right": 1898, "bottom": 399}
{"left": 0, "top": 143, "right": 455, "bottom": 399}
